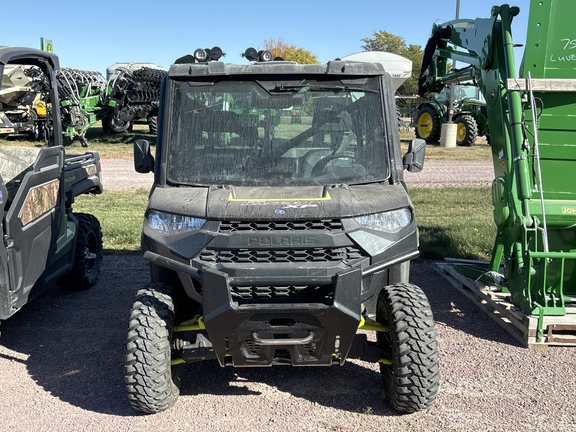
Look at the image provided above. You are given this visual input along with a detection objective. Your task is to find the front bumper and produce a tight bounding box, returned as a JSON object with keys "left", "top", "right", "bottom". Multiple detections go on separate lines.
{"left": 144, "top": 247, "right": 417, "bottom": 367}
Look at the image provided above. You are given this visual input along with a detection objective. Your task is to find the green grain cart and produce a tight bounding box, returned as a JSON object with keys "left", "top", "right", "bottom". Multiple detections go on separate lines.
{"left": 420, "top": 0, "right": 576, "bottom": 344}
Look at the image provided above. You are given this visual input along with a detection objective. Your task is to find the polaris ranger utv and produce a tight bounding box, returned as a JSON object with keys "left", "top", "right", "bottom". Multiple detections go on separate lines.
{"left": 0, "top": 47, "right": 104, "bottom": 320}
{"left": 126, "top": 48, "right": 439, "bottom": 414}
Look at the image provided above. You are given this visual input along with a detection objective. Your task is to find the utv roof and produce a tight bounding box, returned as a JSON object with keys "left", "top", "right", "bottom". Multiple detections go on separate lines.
{"left": 0, "top": 46, "right": 60, "bottom": 69}
{"left": 168, "top": 59, "right": 386, "bottom": 78}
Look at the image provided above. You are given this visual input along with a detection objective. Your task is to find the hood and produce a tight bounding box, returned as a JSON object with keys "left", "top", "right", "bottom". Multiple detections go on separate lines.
{"left": 147, "top": 183, "right": 412, "bottom": 220}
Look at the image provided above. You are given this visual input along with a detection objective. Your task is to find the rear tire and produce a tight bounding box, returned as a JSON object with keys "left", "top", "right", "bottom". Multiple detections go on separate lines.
{"left": 376, "top": 283, "right": 440, "bottom": 413}
{"left": 148, "top": 116, "right": 158, "bottom": 134}
{"left": 454, "top": 114, "right": 478, "bottom": 146}
{"left": 415, "top": 105, "right": 441, "bottom": 144}
{"left": 58, "top": 213, "right": 103, "bottom": 290}
{"left": 125, "top": 284, "right": 182, "bottom": 413}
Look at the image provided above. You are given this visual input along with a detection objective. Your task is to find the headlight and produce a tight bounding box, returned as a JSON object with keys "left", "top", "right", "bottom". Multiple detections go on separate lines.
{"left": 147, "top": 211, "right": 206, "bottom": 235}
{"left": 354, "top": 208, "right": 412, "bottom": 233}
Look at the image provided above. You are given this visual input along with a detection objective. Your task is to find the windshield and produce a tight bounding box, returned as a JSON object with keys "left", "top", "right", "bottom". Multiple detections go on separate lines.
{"left": 166, "top": 75, "right": 389, "bottom": 187}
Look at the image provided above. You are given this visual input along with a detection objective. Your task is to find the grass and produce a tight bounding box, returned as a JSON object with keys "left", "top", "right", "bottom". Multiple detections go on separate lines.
{"left": 411, "top": 187, "right": 495, "bottom": 261}
{"left": 73, "top": 189, "right": 149, "bottom": 254}
{"left": 399, "top": 130, "right": 492, "bottom": 161}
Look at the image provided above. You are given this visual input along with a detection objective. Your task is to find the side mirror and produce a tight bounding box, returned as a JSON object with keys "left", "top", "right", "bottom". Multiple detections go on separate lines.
{"left": 134, "top": 139, "right": 154, "bottom": 173}
{"left": 402, "top": 138, "right": 426, "bottom": 173}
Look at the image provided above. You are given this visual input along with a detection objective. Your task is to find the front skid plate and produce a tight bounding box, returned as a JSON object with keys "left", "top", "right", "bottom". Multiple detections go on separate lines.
{"left": 200, "top": 266, "right": 363, "bottom": 366}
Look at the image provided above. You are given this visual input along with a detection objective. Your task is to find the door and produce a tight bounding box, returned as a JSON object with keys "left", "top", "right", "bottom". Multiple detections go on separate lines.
{"left": 3, "top": 146, "right": 66, "bottom": 316}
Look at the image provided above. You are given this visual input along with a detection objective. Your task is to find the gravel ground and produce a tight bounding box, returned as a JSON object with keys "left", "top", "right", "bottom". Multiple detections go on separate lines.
{"left": 1, "top": 258, "right": 574, "bottom": 432}
{"left": 0, "top": 158, "right": 574, "bottom": 431}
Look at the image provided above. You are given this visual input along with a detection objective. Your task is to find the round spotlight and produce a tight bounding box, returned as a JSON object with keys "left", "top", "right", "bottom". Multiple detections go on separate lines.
{"left": 242, "top": 47, "right": 258, "bottom": 61}
{"left": 258, "top": 50, "right": 274, "bottom": 62}
{"left": 210, "top": 46, "right": 223, "bottom": 61}
{"left": 193, "top": 48, "right": 208, "bottom": 62}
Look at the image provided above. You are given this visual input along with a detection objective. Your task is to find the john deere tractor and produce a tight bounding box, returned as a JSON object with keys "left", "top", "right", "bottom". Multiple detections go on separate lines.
{"left": 415, "top": 82, "right": 488, "bottom": 146}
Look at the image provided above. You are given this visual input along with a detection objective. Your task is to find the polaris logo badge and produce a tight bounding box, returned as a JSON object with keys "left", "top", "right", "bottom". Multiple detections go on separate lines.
{"left": 248, "top": 236, "right": 316, "bottom": 246}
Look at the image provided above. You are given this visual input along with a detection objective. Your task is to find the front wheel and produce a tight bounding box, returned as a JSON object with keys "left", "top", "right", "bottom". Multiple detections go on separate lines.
{"left": 415, "top": 105, "right": 442, "bottom": 144}
{"left": 376, "top": 283, "right": 440, "bottom": 413}
{"left": 58, "top": 213, "right": 103, "bottom": 290}
{"left": 454, "top": 114, "right": 478, "bottom": 146}
{"left": 125, "top": 284, "right": 182, "bottom": 413}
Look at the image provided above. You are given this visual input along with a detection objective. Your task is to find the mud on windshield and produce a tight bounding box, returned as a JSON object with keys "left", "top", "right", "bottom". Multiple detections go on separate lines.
{"left": 166, "top": 75, "right": 389, "bottom": 187}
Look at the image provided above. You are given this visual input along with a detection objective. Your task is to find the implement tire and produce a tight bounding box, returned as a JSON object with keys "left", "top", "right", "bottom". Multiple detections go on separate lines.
{"left": 376, "top": 283, "right": 440, "bottom": 413}
{"left": 415, "top": 105, "right": 441, "bottom": 144}
{"left": 125, "top": 284, "right": 182, "bottom": 413}
{"left": 58, "top": 213, "right": 103, "bottom": 290}
{"left": 106, "top": 114, "right": 132, "bottom": 133}
{"left": 148, "top": 116, "right": 158, "bottom": 134}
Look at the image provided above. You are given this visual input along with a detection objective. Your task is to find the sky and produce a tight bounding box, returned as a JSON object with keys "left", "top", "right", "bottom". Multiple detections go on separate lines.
{"left": 2, "top": 0, "right": 531, "bottom": 73}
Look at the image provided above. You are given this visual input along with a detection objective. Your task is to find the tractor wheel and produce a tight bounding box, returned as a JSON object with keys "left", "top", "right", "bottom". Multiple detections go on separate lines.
{"left": 58, "top": 213, "right": 103, "bottom": 290}
{"left": 125, "top": 284, "right": 182, "bottom": 413}
{"left": 107, "top": 114, "right": 132, "bottom": 133}
{"left": 415, "top": 105, "right": 441, "bottom": 144}
{"left": 454, "top": 114, "right": 478, "bottom": 146}
{"left": 148, "top": 116, "right": 158, "bottom": 134}
{"left": 376, "top": 283, "right": 440, "bottom": 413}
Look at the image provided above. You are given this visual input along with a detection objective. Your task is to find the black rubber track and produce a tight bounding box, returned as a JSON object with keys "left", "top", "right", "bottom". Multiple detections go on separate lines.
{"left": 124, "top": 284, "right": 181, "bottom": 413}
{"left": 58, "top": 213, "right": 103, "bottom": 290}
{"left": 376, "top": 283, "right": 440, "bottom": 413}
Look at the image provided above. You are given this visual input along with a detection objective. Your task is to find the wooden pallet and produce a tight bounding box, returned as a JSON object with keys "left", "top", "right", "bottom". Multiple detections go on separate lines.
{"left": 435, "top": 261, "right": 576, "bottom": 348}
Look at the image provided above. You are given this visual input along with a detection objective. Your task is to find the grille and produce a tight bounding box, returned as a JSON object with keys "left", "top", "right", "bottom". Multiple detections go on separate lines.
{"left": 219, "top": 219, "right": 343, "bottom": 232}
{"left": 199, "top": 246, "right": 363, "bottom": 264}
{"left": 231, "top": 284, "right": 334, "bottom": 305}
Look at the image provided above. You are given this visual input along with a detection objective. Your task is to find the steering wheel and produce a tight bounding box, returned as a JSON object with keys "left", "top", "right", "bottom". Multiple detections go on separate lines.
{"left": 310, "top": 151, "right": 355, "bottom": 177}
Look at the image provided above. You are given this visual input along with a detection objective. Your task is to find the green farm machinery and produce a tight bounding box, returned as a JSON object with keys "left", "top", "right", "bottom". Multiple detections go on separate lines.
{"left": 421, "top": 0, "right": 576, "bottom": 344}
{"left": 55, "top": 65, "right": 165, "bottom": 146}
{"left": 0, "top": 63, "right": 167, "bottom": 147}
{"left": 415, "top": 82, "right": 489, "bottom": 146}
{"left": 56, "top": 68, "right": 111, "bottom": 146}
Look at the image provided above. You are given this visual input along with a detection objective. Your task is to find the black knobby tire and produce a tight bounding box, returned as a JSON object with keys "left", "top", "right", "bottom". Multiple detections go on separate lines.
{"left": 415, "top": 105, "right": 442, "bottom": 144}
{"left": 125, "top": 284, "right": 182, "bottom": 413}
{"left": 107, "top": 114, "right": 132, "bottom": 133}
{"left": 148, "top": 116, "right": 158, "bottom": 135}
{"left": 454, "top": 114, "right": 478, "bottom": 146}
{"left": 58, "top": 213, "right": 103, "bottom": 290}
{"left": 376, "top": 283, "right": 440, "bottom": 413}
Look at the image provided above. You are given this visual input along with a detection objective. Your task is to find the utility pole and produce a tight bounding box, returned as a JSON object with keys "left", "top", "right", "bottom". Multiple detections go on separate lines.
{"left": 447, "top": 0, "right": 460, "bottom": 122}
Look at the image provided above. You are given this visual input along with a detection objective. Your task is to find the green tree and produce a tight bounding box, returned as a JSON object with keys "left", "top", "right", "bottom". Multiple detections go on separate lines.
{"left": 361, "top": 30, "right": 423, "bottom": 95}
{"left": 263, "top": 38, "right": 319, "bottom": 64}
